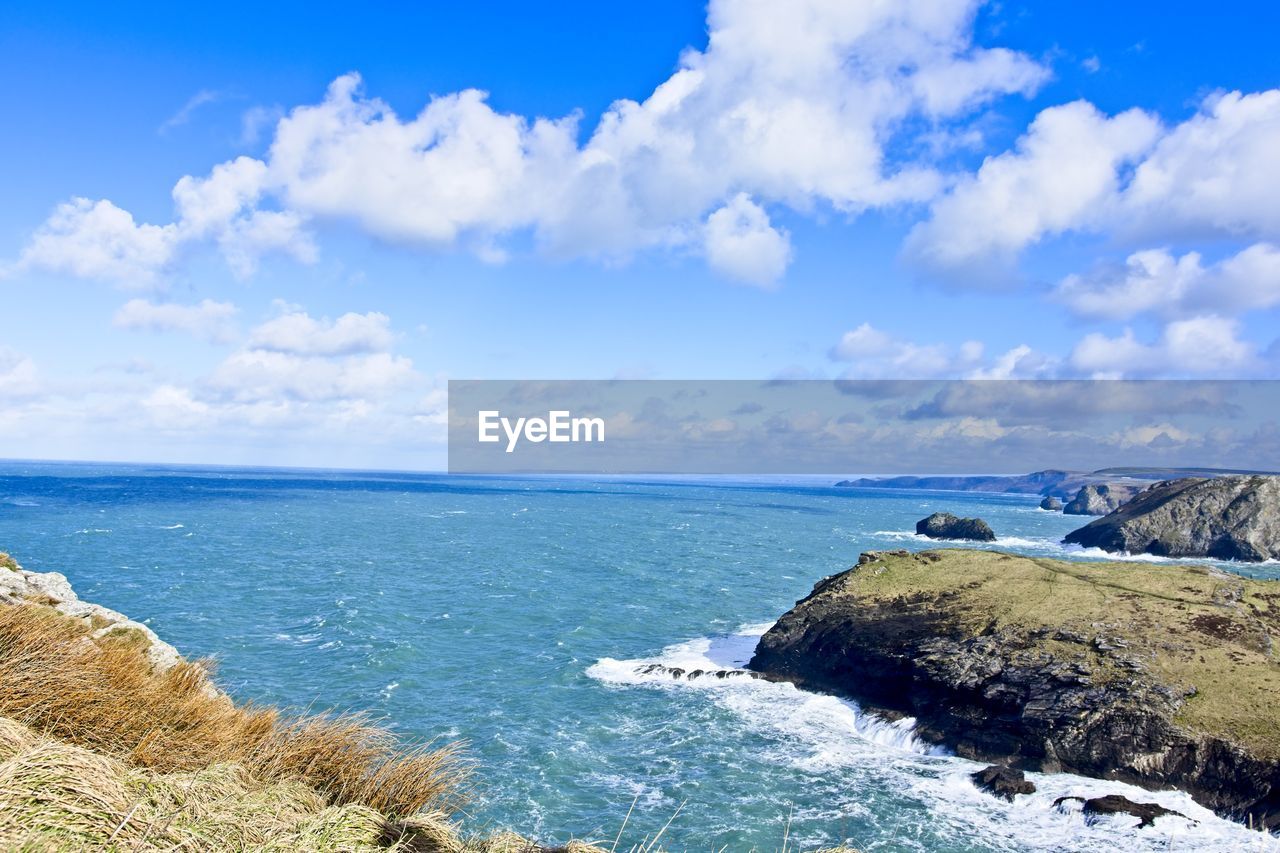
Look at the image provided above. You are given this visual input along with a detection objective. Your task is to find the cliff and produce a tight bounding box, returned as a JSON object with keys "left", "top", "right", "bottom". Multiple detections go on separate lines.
{"left": 1064, "top": 475, "right": 1280, "bottom": 561}
{"left": 750, "top": 548, "right": 1280, "bottom": 828}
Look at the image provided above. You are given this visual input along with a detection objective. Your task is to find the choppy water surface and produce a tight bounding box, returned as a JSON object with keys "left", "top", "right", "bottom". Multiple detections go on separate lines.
{"left": 0, "top": 461, "right": 1275, "bottom": 852}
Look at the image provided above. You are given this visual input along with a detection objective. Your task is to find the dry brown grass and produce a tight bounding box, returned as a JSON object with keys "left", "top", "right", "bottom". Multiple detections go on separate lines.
{"left": 0, "top": 604, "right": 467, "bottom": 820}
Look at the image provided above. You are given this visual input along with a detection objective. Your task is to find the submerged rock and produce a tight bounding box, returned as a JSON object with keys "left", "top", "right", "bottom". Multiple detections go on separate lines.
{"left": 749, "top": 549, "right": 1280, "bottom": 828}
{"left": 1063, "top": 483, "right": 1139, "bottom": 516}
{"left": 1039, "top": 496, "right": 1063, "bottom": 511}
{"left": 915, "top": 512, "right": 996, "bottom": 542}
{"left": 1064, "top": 475, "right": 1280, "bottom": 561}
{"left": 633, "top": 663, "right": 759, "bottom": 681}
{"left": 971, "top": 765, "right": 1035, "bottom": 800}
{"left": 1054, "top": 794, "right": 1190, "bottom": 828}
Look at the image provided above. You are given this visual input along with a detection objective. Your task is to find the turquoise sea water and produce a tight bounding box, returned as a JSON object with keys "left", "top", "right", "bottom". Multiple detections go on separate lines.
{"left": 1, "top": 461, "right": 1276, "bottom": 852}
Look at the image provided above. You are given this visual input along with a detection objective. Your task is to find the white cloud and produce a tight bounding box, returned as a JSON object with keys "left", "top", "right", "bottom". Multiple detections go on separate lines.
{"left": 909, "top": 89, "right": 1280, "bottom": 279}
{"left": 703, "top": 194, "right": 791, "bottom": 287}
{"left": 905, "top": 101, "right": 1160, "bottom": 276}
{"left": 1111, "top": 423, "right": 1194, "bottom": 448}
{"left": 12, "top": 198, "right": 179, "bottom": 287}
{"left": 1054, "top": 243, "right": 1280, "bottom": 321}
{"left": 246, "top": 309, "right": 395, "bottom": 356}
{"left": 1069, "top": 315, "right": 1256, "bottom": 377}
{"left": 207, "top": 350, "right": 416, "bottom": 402}
{"left": 0, "top": 349, "right": 40, "bottom": 398}
{"left": 828, "top": 322, "right": 1049, "bottom": 378}
{"left": 113, "top": 298, "right": 239, "bottom": 343}
{"left": 10, "top": 0, "right": 1047, "bottom": 286}
{"left": 1122, "top": 90, "right": 1280, "bottom": 240}
{"left": 159, "top": 89, "right": 224, "bottom": 134}
{"left": 968, "top": 344, "right": 1056, "bottom": 379}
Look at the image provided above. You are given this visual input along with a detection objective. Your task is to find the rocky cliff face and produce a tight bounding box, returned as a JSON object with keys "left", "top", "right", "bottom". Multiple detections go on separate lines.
{"left": 749, "top": 549, "right": 1280, "bottom": 828}
{"left": 1064, "top": 475, "right": 1280, "bottom": 561}
{"left": 1063, "top": 483, "right": 1141, "bottom": 515}
{"left": 0, "top": 552, "right": 187, "bottom": 677}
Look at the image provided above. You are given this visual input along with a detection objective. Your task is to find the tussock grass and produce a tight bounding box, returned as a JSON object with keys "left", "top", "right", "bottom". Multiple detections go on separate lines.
{"left": 0, "top": 591, "right": 859, "bottom": 852}
{"left": 0, "top": 604, "right": 466, "bottom": 820}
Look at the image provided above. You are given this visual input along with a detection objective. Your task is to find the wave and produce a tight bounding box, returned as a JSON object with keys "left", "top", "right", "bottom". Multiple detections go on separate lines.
{"left": 160, "top": 523, "right": 184, "bottom": 529}
{"left": 871, "top": 530, "right": 1059, "bottom": 549}
{"left": 867, "top": 531, "right": 1280, "bottom": 568}
{"left": 589, "top": 624, "right": 1280, "bottom": 852}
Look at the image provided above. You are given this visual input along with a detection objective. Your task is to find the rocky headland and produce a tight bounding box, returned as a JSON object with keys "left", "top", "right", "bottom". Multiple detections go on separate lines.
{"left": 1064, "top": 475, "right": 1280, "bottom": 561}
{"left": 833, "top": 467, "right": 1264, "bottom": 500}
{"left": 749, "top": 548, "right": 1280, "bottom": 828}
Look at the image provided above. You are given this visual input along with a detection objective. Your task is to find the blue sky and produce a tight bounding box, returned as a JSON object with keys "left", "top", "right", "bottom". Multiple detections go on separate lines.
{"left": 2, "top": 1, "right": 1279, "bottom": 468}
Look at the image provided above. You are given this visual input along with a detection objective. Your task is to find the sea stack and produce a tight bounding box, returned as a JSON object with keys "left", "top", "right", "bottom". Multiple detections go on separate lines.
{"left": 1063, "top": 483, "right": 1138, "bottom": 516}
{"left": 915, "top": 512, "right": 996, "bottom": 541}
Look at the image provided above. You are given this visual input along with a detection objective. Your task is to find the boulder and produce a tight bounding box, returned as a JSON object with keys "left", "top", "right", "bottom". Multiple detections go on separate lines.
{"left": 749, "top": 549, "right": 1280, "bottom": 828}
{"left": 915, "top": 512, "right": 995, "bottom": 542}
{"left": 971, "top": 765, "right": 1035, "bottom": 800}
{"left": 1039, "top": 496, "right": 1062, "bottom": 511}
{"left": 1063, "top": 483, "right": 1140, "bottom": 516}
{"left": 1063, "top": 475, "right": 1280, "bottom": 561}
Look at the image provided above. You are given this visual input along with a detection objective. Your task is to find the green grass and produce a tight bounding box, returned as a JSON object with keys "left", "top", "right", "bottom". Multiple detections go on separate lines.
{"left": 843, "top": 549, "right": 1280, "bottom": 756}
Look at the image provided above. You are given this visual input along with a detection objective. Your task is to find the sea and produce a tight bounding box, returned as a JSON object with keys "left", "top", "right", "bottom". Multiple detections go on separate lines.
{"left": 0, "top": 460, "right": 1276, "bottom": 852}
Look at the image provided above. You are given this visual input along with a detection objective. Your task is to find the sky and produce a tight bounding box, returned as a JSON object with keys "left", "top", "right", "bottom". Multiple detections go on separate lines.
{"left": 2, "top": 1, "right": 1280, "bottom": 469}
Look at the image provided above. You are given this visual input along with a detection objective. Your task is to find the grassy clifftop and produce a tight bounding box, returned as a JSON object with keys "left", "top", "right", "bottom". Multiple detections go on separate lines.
{"left": 813, "top": 549, "right": 1280, "bottom": 757}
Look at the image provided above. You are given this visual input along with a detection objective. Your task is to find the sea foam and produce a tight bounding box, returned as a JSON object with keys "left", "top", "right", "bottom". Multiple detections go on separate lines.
{"left": 589, "top": 624, "right": 1280, "bottom": 852}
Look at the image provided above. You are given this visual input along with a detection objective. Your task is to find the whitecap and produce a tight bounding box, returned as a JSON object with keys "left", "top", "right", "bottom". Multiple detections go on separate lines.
{"left": 589, "top": 623, "right": 1280, "bottom": 852}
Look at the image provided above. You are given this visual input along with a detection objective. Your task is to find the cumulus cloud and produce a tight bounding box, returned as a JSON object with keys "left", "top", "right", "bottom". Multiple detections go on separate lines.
{"left": 905, "top": 101, "right": 1160, "bottom": 277}
{"left": 113, "top": 298, "right": 239, "bottom": 343}
{"left": 1122, "top": 90, "right": 1280, "bottom": 240}
{"left": 10, "top": 0, "right": 1047, "bottom": 286}
{"left": 1070, "top": 315, "right": 1256, "bottom": 377}
{"left": 12, "top": 199, "right": 180, "bottom": 287}
{"left": 909, "top": 89, "right": 1280, "bottom": 279}
{"left": 247, "top": 308, "right": 395, "bottom": 356}
{"left": 828, "top": 322, "right": 1049, "bottom": 378}
{"left": 703, "top": 194, "right": 791, "bottom": 287}
{"left": 1053, "top": 243, "right": 1280, "bottom": 321}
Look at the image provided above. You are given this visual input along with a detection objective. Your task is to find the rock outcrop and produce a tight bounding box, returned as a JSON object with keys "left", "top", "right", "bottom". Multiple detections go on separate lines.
{"left": 1064, "top": 475, "right": 1280, "bottom": 561}
{"left": 1039, "top": 496, "right": 1062, "bottom": 511}
{"left": 1063, "top": 483, "right": 1140, "bottom": 516}
{"left": 971, "top": 765, "right": 1035, "bottom": 801}
{"left": 749, "top": 549, "right": 1280, "bottom": 828}
{"left": 915, "top": 512, "right": 996, "bottom": 541}
{"left": 1054, "top": 794, "right": 1190, "bottom": 829}
{"left": 0, "top": 551, "right": 185, "bottom": 676}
